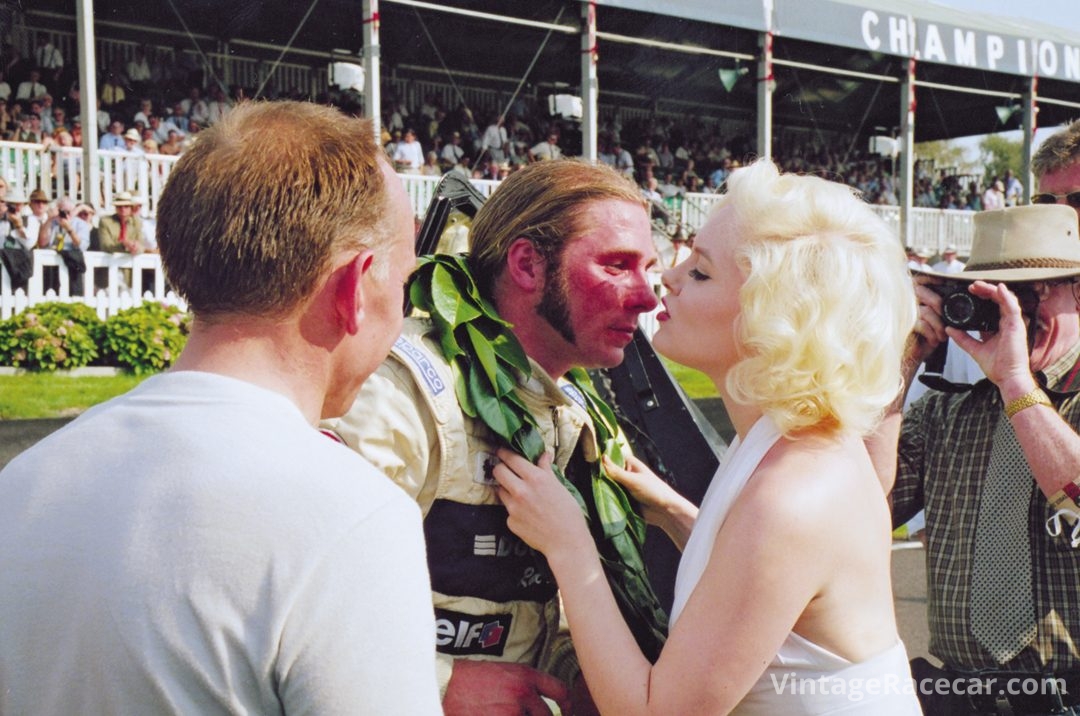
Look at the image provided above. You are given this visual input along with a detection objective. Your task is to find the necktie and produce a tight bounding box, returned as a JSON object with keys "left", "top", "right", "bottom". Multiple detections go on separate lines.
{"left": 118, "top": 219, "right": 127, "bottom": 249}
{"left": 970, "top": 415, "right": 1038, "bottom": 663}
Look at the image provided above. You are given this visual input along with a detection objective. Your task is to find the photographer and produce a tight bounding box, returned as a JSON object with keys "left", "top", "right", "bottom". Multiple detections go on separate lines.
{"left": 0, "top": 192, "right": 32, "bottom": 292}
{"left": 38, "top": 196, "right": 89, "bottom": 296}
{"left": 1, "top": 192, "right": 30, "bottom": 249}
{"left": 868, "top": 204, "right": 1080, "bottom": 716}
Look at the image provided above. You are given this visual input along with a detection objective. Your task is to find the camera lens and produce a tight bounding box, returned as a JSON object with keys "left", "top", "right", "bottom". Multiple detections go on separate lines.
{"left": 942, "top": 293, "right": 976, "bottom": 326}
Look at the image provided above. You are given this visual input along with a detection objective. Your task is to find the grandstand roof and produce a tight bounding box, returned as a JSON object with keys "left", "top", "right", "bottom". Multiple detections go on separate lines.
{"left": 48, "top": 0, "right": 1080, "bottom": 141}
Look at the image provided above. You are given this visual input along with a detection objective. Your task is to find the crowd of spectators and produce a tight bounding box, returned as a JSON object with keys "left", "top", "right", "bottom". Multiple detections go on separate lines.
{"left": 374, "top": 90, "right": 1018, "bottom": 223}
{"left": 0, "top": 38, "right": 241, "bottom": 163}
{"left": 0, "top": 34, "right": 1018, "bottom": 223}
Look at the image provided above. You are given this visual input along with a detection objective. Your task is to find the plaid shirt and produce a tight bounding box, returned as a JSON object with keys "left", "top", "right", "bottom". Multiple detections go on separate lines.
{"left": 893, "top": 339, "right": 1080, "bottom": 672}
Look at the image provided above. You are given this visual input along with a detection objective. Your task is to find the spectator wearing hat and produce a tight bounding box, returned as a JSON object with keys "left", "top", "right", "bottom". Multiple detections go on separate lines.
{"left": 1, "top": 189, "right": 31, "bottom": 249}
{"left": 872, "top": 204, "right": 1080, "bottom": 715}
{"left": 0, "top": 190, "right": 32, "bottom": 292}
{"left": 122, "top": 127, "right": 144, "bottom": 155}
{"left": 932, "top": 245, "right": 966, "bottom": 274}
{"left": 25, "top": 188, "right": 50, "bottom": 243}
{"left": 98, "top": 192, "right": 144, "bottom": 256}
{"left": 907, "top": 246, "right": 933, "bottom": 272}
{"left": 73, "top": 203, "right": 95, "bottom": 228}
{"left": 669, "top": 226, "right": 691, "bottom": 267}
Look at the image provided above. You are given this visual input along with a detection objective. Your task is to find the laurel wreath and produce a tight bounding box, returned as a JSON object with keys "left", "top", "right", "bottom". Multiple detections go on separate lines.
{"left": 409, "top": 253, "right": 668, "bottom": 660}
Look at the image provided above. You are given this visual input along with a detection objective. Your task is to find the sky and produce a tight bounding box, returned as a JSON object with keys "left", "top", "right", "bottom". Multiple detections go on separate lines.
{"left": 928, "top": 0, "right": 1080, "bottom": 35}
{"left": 921, "top": 0, "right": 1080, "bottom": 162}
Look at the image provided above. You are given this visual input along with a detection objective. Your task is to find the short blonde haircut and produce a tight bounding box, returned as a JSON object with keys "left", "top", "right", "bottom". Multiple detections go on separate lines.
{"left": 721, "top": 160, "right": 916, "bottom": 437}
{"left": 157, "top": 101, "right": 389, "bottom": 317}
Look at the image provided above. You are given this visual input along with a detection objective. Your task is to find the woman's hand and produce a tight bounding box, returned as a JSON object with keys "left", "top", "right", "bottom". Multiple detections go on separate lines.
{"left": 492, "top": 448, "right": 593, "bottom": 561}
{"left": 602, "top": 454, "right": 671, "bottom": 523}
{"left": 604, "top": 454, "right": 698, "bottom": 551}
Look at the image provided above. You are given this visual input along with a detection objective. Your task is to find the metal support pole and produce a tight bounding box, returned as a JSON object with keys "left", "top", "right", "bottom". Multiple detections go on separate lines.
{"left": 581, "top": 1, "right": 598, "bottom": 161}
{"left": 76, "top": 0, "right": 100, "bottom": 209}
{"left": 899, "top": 58, "right": 917, "bottom": 249}
{"left": 362, "top": 0, "right": 382, "bottom": 143}
{"left": 1022, "top": 77, "right": 1036, "bottom": 200}
{"left": 756, "top": 31, "right": 773, "bottom": 161}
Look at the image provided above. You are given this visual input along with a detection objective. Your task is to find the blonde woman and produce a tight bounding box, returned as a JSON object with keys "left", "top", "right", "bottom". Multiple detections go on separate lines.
{"left": 494, "top": 159, "right": 922, "bottom": 715}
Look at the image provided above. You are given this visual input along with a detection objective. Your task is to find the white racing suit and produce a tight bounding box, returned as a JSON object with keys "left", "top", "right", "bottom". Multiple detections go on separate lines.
{"left": 325, "top": 316, "right": 615, "bottom": 697}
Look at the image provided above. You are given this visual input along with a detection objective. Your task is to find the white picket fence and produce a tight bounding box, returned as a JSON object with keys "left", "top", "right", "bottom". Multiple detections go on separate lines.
{"left": 1, "top": 141, "right": 179, "bottom": 216}
{"left": 0, "top": 250, "right": 185, "bottom": 321}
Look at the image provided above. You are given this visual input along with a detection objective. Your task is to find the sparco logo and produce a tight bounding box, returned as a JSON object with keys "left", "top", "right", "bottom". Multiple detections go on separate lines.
{"left": 434, "top": 608, "right": 512, "bottom": 656}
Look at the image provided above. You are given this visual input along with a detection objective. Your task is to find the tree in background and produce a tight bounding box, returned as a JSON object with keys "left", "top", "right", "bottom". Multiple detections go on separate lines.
{"left": 978, "top": 133, "right": 1023, "bottom": 184}
{"left": 915, "top": 139, "right": 973, "bottom": 176}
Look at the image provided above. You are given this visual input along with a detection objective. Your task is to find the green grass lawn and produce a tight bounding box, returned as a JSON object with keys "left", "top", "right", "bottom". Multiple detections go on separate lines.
{"left": 664, "top": 360, "right": 719, "bottom": 400}
{"left": 0, "top": 373, "right": 150, "bottom": 420}
{"left": 0, "top": 361, "right": 719, "bottom": 421}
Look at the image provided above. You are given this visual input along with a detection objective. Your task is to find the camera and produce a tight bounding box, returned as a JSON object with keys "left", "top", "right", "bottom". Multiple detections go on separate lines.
{"left": 927, "top": 280, "right": 999, "bottom": 332}
{"left": 58, "top": 209, "right": 69, "bottom": 219}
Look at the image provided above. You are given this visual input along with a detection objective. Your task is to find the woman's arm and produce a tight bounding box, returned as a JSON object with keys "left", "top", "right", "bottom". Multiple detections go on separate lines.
{"left": 493, "top": 447, "right": 828, "bottom": 716}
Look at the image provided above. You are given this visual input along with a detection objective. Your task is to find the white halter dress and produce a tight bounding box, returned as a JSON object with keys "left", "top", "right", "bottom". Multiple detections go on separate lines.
{"left": 670, "top": 416, "right": 923, "bottom": 715}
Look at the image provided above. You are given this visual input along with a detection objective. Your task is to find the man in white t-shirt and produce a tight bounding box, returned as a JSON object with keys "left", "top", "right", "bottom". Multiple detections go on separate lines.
{"left": 480, "top": 114, "right": 509, "bottom": 164}
{"left": 0, "top": 101, "right": 441, "bottom": 715}
{"left": 530, "top": 131, "right": 563, "bottom": 162}
{"left": 393, "top": 127, "right": 425, "bottom": 173}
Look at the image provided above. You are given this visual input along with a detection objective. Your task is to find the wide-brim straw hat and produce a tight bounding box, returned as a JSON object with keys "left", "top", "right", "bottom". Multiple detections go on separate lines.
{"left": 927, "top": 204, "right": 1080, "bottom": 283}
{"left": 112, "top": 191, "right": 138, "bottom": 207}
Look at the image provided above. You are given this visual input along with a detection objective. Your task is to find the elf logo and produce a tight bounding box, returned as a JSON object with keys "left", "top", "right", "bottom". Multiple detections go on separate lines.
{"left": 434, "top": 608, "right": 512, "bottom": 656}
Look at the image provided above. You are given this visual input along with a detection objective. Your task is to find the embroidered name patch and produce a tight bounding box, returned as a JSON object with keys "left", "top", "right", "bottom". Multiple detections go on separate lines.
{"left": 394, "top": 336, "right": 446, "bottom": 396}
{"left": 560, "top": 383, "right": 587, "bottom": 410}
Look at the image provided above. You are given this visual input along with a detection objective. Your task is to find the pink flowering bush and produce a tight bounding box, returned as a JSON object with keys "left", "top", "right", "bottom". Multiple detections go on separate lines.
{"left": 0, "top": 302, "right": 102, "bottom": 370}
{"left": 103, "top": 303, "right": 190, "bottom": 375}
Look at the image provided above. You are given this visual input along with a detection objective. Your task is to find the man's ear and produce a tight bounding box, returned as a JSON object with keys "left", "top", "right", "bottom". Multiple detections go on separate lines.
{"left": 504, "top": 237, "right": 546, "bottom": 292}
{"left": 334, "top": 249, "right": 375, "bottom": 335}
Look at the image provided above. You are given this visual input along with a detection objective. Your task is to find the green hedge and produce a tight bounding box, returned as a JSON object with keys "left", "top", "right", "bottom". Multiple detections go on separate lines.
{"left": 0, "top": 302, "right": 190, "bottom": 374}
